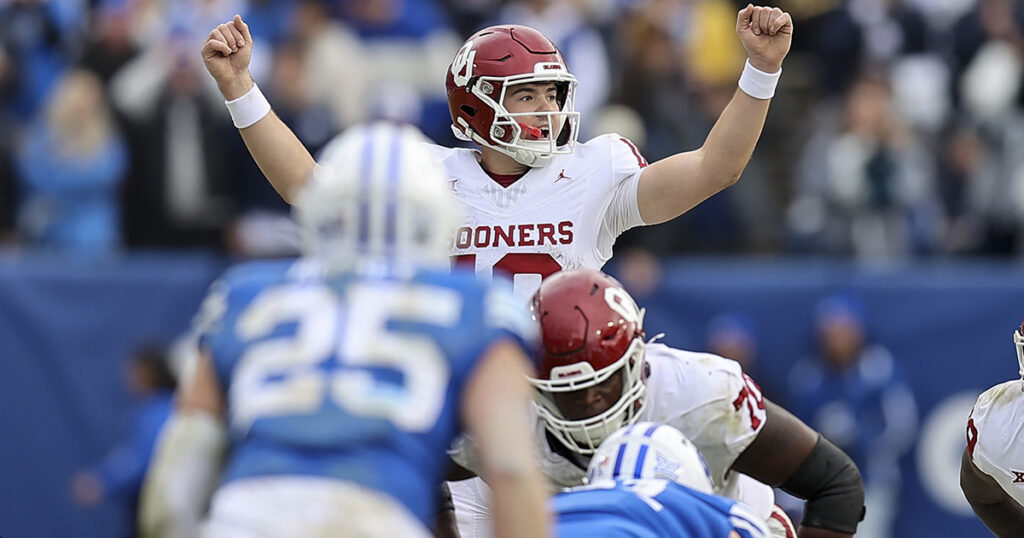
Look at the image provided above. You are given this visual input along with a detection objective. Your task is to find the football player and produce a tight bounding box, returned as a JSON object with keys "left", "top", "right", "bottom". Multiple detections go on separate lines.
{"left": 137, "top": 123, "right": 550, "bottom": 538}
{"left": 200, "top": 5, "right": 792, "bottom": 302}
{"left": 450, "top": 269, "right": 865, "bottom": 538}
{"left": 200, "top": 7, "right": 794, "bottom": 536}
{"left": 959, "top": 320, "right": 1024, "bottom": 537}
{"left": 556, "top": 422, "right": 769, "bottom": 538}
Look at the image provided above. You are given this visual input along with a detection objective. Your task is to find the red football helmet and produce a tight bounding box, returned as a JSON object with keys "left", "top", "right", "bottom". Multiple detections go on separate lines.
{"left": 528, "top": 269, "right": 648, "bottom": 454}
{"left": 446, "top": 25, "right": 580, "bottom": 168}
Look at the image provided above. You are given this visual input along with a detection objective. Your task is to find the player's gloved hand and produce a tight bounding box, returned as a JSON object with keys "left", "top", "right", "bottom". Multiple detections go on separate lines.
{"left": 736, "top": 4, "right": 793, "bottom": 73}
{"left": 201, "top": 14, "right": 255, "bottom": 100}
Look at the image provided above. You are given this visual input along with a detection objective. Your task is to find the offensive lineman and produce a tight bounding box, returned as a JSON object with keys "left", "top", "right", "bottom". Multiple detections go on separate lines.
{"left": 137, "top": 123, "right": 550, "bottom": 538}
{"left": 959, "top": 320, "right": 1024, "bottom": 537}
{"left": 451, "top": 269, "right": 864, "bottom": 538}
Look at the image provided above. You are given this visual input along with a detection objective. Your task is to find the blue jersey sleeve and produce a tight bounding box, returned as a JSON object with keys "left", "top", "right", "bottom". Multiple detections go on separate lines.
{"left": 480, "top": 280, "right": 538, "bottom": 357}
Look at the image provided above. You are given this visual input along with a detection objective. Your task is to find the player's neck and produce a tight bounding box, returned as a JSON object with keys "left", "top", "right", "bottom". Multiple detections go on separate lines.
{"left": 478, "top": 146, "right": 530, "bottom": 176}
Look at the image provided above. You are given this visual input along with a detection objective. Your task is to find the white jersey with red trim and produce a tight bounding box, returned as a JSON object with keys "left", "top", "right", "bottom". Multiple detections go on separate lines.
{"left": 428, "top": 133, "right": 647, "bottom": 301}
{"left": 967, "top": 380, "right": 1024, "bottom": 507}
{"left": 449, "top": 343, "right": 776, "bottom": 520}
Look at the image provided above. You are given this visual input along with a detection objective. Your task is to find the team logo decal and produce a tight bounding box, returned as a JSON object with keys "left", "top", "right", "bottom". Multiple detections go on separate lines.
{"left": 450, "top": 41, "right": 477, "bottom": 87}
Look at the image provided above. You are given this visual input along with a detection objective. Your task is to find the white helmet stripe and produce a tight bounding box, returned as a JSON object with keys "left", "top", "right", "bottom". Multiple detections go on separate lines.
{"left": 295, "top": 122, "right": 460, "bottom": 274}
{"left": 383, "top": 126, "right": 403, "bottom": 261}
{"left": 356, "top": 127, "right": 374, "bottom": 247}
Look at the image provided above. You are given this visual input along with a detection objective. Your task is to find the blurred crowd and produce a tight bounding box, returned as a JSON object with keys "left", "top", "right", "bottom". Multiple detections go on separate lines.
{"left": 3, "top": 0, "right": 1024, "bottom": 260}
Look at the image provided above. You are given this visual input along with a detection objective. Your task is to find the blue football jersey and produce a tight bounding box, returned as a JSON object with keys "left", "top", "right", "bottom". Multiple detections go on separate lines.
{"left": 554, "top": 479, "right": 768, "bottom": 538}
{"left": 195, "top": 259, "right": 536, "bottom": 525}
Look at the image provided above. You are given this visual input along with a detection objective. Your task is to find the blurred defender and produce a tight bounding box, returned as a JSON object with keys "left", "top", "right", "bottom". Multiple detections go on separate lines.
{"left": 138, "top": 123, "right": 549, "bottom": 538}
{"left": 959, "top": 320, "right": 1024, "bottom": 537}
{"left": 555, "top": 422, "right": 768, "bottom": 538}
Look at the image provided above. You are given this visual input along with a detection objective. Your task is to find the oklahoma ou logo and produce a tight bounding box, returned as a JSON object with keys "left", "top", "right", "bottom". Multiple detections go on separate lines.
{"left": 604, "top": 287, "right": 643, "bottom": 326}
{"left": 451, "top": 40, "right": 477, "bottom": 87}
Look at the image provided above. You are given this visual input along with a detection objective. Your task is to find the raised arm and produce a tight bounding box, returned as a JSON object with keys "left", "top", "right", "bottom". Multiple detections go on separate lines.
{"left": 461, "top": 340, "right": 551, "bottom": 538}
{"left": 731, "top": 400, "right": 864, "bottom": 538}
{"left": 201, "top": 15, "right": 315, "bottom": 203}
{"left": 636, "top": 5, "right": 792, "bottom": 224}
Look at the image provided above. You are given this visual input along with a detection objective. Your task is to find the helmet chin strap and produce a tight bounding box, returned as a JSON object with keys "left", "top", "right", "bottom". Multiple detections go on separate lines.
{"left": 512, "top": 148, "right": 552, "bottom": 168}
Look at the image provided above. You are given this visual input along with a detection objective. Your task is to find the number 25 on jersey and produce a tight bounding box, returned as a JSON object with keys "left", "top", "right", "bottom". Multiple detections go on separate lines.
{"left": 231, "top": 283, "right": 460, "bottom": 432}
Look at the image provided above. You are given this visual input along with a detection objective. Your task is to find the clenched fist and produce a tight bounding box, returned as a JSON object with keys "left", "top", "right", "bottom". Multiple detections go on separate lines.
{"left": 201, "top": 14, "right": 255, "bottom": 100}
{"left": 736, "top": 4, "right": 793, "bottom": 74}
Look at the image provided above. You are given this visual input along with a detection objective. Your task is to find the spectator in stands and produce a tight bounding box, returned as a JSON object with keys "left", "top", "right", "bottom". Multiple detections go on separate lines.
{"left": 787, "top": 293, "right": 918, "bottom": 538}
{"left": 0, "top": 0, "right": 70, "bottom": 121}
{"left": 936, "top": 122, "right": 1019, "bottom": 255}
{"left": 786, "top": 70, "right": 943, "bottom": 259}
{"left": 115, "top": 32, "right": 237, "bottom": 250}
{"left": 70, "top": 344, "right": 176, "bottom": 532}
{"left": 0, "top": 45, "right": 17, "bottom": 244}
{"left": 705, "top": 313, "right": 770, "bottom": 395}
{"left": 78, "top": 1, "right": 142, "bottom": 86}
{"left": 290, "top": 0, "right": 365, "bottom": 129}
{"left": 336, "top": 0, "right": 462, "bottom": 142}
{"left": 14, "top": 68, "right": 128, "bottom": 254}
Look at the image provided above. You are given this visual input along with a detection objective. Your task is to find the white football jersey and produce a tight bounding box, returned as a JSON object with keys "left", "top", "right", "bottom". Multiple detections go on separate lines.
{"left": 428, "top": 133, "right": 647, "bottom": 301}
{"left": 967, "top": 380, "right": 1024, "bottom": 507}
{"left": 450, "top": 343, "right": 776, "bottom": 519}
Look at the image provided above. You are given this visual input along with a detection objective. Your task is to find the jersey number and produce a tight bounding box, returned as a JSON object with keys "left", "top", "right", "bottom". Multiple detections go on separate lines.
{"left": 732, "top": 374, "right": 766, "bottom": 430}
{"left": 452, "top": 252, "right": 562, "bottom": 295}
{"left": 231, "top": 283, "right": 459, "bottom": 432}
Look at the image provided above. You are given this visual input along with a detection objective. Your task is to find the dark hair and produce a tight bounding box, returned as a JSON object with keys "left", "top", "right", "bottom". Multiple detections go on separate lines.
{"left": 133, "top": 343, "right": 177, "bottom": 391}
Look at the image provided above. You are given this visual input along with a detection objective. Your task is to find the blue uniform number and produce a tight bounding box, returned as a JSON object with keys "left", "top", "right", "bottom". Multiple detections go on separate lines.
{"left": 229, "top": 282, "right": 461, "bottom": 432}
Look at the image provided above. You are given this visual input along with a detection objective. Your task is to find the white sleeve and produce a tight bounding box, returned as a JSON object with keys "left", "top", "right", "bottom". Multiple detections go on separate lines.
{"left": 652, "top": 350, "right": 766, "bottom": 488}
{"left": 595, "top": 134, "right": 648, "bottom": 259}
{"left": 605, "top": 134, "right": 647, "bottom": 234}
{"left": 969, "top": 382, "right": 1024, "bottom": 507}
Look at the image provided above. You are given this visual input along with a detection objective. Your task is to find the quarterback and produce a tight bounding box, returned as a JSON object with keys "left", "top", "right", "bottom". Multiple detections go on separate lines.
{"left": 200, "top": 5, "right": 792, "bottom": 301}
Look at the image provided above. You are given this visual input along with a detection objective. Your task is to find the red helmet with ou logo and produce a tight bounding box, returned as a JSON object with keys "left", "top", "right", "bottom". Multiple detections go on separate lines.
{"left": 528, "top": 269, "right": 648, "bottom": 455}
{"left": 445, "top": 25, "right": 580, "bottom": 168}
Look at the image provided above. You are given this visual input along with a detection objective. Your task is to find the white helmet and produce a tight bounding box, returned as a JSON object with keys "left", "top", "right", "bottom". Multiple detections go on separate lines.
{"left": 293, "top": 122, "right": 459, "bottom": 274}
{"left": 585, "top": 422, "right": 713, "bottom": 494}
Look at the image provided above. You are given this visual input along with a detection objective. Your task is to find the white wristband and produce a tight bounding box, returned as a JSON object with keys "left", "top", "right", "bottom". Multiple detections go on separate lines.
{"left": 224, "top": 83, "right": 271, "bottom": 129}
{"left": 738, "top": 59, "right": 781, "bottom": 100}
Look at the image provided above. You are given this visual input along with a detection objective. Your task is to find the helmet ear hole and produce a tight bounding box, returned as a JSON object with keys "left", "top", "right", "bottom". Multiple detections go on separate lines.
{"left": 460, "top": 105, "right": 477, "bottom": 117}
